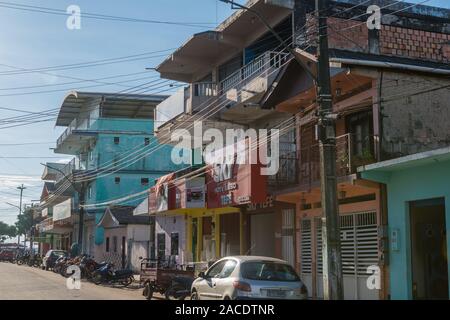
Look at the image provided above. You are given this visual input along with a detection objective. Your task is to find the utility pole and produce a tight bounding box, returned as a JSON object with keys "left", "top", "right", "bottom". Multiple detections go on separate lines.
{"left": 315, "top": 0, "right": 343, "bottom": 300}
{"left": 77, "top": 182, "right": 85, "bottom": 256}
{"left": 17, "top": 184, "right": 26, "bottom": 246}
{"left": 217, "top": 0, "right": 344, "bottom": 299}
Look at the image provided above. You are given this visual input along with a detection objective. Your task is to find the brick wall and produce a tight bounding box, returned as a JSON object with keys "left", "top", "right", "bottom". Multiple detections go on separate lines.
{"left": 380, "top": 25, "right": 450, "bottom": 62}
{"left": 303, "top": 15, "right": 450, "bottom": 63}
{"left": 328, "top": 17, "right": 369, "bottom": 52}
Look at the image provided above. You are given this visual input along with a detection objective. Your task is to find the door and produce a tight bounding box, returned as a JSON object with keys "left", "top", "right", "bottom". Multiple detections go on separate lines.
{"left": 410, "top": 198, "right": 448, "bottom": 300}
{"left": 197, "top": 260, "right": 226, "bottom": 300}
{"left": 250, "top": 213, "right": 275, "bottom": 257}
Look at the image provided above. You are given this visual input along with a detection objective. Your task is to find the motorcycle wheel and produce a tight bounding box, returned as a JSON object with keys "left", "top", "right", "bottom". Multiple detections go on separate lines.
{"left": 165, "top": 284, "right": 187, "bottom": 300}
{"left": 144, "top": 283, "right": 154, "bottom": 300}
{"left": 17, "top": 259, "right": 23, "bottom": 266}
{"left": 93, "top": 273, "right": 103, "bottom": 285}
{"left": 120, "top": 276, "right": 134, "bottom": 287}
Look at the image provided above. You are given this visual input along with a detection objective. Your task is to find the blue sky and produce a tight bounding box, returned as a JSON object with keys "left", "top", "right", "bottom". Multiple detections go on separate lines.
{"left": 0, "top": 0, "right": 449, "bottom": 225}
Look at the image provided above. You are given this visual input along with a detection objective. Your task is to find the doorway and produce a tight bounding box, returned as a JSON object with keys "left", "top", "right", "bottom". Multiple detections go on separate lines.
{"left": 250, "top": 213, "right": 275, "bottom": 257}
{"left": 410, "top": 198, "right": 448, "bottom": 300}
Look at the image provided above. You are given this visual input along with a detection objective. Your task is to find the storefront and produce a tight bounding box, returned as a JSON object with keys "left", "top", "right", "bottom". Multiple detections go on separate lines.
{"left": 360, "top": 147, "right": 450, "bottom": 300}
{"left": 242, "top": 195, "right": 296, "bottom": 267}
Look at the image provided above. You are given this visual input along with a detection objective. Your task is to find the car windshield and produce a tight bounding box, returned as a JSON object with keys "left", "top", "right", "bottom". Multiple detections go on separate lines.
{"left": 241, "top": 261, "right": 300, "bottom": 282}
{"left": 53, "top": 251, "right": 66, "bottom": 256}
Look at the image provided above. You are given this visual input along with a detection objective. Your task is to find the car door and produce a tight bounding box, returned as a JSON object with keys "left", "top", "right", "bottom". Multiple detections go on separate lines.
{"left": 214, "top": 259, "right": 238, "bottom": 299}
{"left": 197, "top": 261, "right": 226, "bottom": 300}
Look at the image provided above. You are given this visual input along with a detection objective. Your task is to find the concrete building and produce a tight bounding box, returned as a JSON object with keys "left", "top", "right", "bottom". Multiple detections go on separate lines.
{"left": 360, "top": 147, "right": 450, "bottom": 300}
{"left": 49, "top": 91, "right": 182, "bottom": 259}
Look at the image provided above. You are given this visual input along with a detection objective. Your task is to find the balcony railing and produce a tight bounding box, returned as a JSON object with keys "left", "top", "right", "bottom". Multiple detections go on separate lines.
{"left": 219, "top": 51, "right": 289, "bottom": 94}
{"left": 299, "top": 134, "right": 378, "bottom": 187}
{"left": 56, "top": 117, "right": 90, "bottom": 148}
{"left": 268, "top": 151, "right": 298, "bottom": 188}
{"left": 193, "top": 82, "right": 217, "bottom": 97}
{"left": 55, "top": 158, "right": 82, "bottom": 183}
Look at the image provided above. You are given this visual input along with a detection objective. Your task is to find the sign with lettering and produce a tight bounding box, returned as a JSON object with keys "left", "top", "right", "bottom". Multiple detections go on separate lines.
{"left": 206, "top": 142, "right": 267, "bottom": 208}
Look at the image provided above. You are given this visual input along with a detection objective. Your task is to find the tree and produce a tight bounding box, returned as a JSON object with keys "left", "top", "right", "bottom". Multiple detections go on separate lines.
{"left": 0, "top": 221, "right": 17, "bottom": 242}
{"left": 15, "top": 209, "right": 33, "bottom": 238}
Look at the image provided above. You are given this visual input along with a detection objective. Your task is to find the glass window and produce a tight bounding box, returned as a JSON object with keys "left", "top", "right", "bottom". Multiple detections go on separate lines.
{"left": 241, "top": 261, "right": 300, "bottom": 282}
{"left": 206, "top": 260, "right": 226, "bottom": 278}
{"left": 114, "top": 137, "right": 120, "bottom": 145}
{"left": 219, "top": 260, "right": 237, "bottom": 278}
{"left": 88, "top": 186, "right": 92, "bottom": 199}
{"left": 105, "top": 237, "right": 110, "bottom": 252}
{"left": 115, "top": 177, "right": 121, "bottom": 184}
{"left": 144, "top": 137, "right": 150, "bottom": 145}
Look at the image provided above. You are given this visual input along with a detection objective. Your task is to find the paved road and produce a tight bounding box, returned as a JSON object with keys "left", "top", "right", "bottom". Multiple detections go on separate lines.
{"left": 0, "top": 262, "right": 146, "bottom": 300}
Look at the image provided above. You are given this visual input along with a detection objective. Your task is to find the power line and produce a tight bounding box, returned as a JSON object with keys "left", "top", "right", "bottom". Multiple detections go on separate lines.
{"left": 0, "top": 2, "right": 215, "bottom": 28}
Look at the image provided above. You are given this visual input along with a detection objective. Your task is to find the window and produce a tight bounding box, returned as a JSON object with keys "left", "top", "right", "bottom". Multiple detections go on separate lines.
{"left": 346, "top": 111, "right": 373, "bottom": 158}
{"left": 206, "top": 261, "right": 226, "bottom": 278}
{"left": 89, "top": 151, "right": 94, "bottom": 161}
{"left": 219, "top": 260, "right": 237, "bottom": 278}
{"left": 88, "top": 186, "right": 92, "bottom": 199}
{"left": 170, "top": 233, "right": 179, "bottom": 256}
{"left": 114, "top": 177, "right": 121, "bottom": 184}
{"left": 141, "top": 178, "right": 149, "bottom": 186}
{"left": 105, "top": 237, "right": 110, "bottom": 252}
{"left": 144, "top": 137, "right": 150, "bottom": 145}
{"left": 113, "top": 236, "right": 118, "bottom": 253}
{"left": 114, "top": 137, "right": 120, "bottom": 145}
{"left": 241, "top": 261, "right": 300, "bottom": 282}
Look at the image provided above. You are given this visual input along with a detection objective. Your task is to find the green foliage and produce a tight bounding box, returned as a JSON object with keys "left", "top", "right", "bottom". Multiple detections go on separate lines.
{"left": 14, "top": 209, "right": 33, "bottom": 236}
{"left": 0, "top": 221, "right": 17, "bottom": 242}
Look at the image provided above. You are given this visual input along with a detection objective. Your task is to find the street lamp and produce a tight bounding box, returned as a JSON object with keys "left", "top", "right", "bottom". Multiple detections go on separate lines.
{"left": 40, "top": 163, "right": 86, "bottom": 256}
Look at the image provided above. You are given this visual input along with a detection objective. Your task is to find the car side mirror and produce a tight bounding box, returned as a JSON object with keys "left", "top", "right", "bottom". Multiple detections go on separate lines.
{"left": 198, "top": 271, "right": 206, "bottom": 279}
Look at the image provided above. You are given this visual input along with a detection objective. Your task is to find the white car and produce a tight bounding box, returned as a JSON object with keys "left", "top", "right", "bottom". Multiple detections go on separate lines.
{"left": 191, "top": 256, "right": 308, "bottom": 300}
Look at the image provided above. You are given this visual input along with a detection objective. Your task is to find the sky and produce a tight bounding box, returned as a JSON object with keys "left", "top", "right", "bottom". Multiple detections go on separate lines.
{"left": 0, "top": 0, "right": 449, "bottom": 226}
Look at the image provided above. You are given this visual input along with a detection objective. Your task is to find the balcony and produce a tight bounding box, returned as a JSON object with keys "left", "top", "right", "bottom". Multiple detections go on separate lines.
{"left": 268, "top": 151, "right": 298, "bottom": 188}
{"left": 299, "top": 134, "right": 378, "bottom": 188}
{"left": 217, "top": 51, "right": 290, "bottom": 122}
{"left": 54, "top": 158, "right": 84, "bottom": 184}
{"left": 55, "top": 117, "right": 98, "bottom": 155}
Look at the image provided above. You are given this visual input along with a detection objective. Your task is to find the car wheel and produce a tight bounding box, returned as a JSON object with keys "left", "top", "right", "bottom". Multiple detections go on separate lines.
{"left": 191, "top": 290, "right": 199, "bottom": 300}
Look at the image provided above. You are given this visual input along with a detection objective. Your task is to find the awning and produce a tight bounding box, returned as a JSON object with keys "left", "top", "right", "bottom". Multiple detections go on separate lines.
{"left": 56, "top": 91, "right": 168, "bottom": 127}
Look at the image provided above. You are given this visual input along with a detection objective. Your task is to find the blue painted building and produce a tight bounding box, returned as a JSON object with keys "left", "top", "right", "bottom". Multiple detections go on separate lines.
{"left": 360, "top": 147, "right": 450, "bottom": 300}
{"left": 53, "top": 91, "right": 182, "bottom": 258}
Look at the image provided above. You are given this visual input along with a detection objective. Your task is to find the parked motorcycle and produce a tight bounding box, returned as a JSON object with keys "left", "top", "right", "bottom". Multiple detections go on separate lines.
{"left": 16, "top": 251, "right": 30, "bottom": 266}
{"left": 92, "top": 263, "right": 134, "bottom": 287}
{"left": 80, "top": 257, "right": 108, "bottom": 280}
{"left": 53, "top": 256, "right": 69, "bottom": 274}
{"left": 165, "top": 276, "right": 194, "bottom": 300}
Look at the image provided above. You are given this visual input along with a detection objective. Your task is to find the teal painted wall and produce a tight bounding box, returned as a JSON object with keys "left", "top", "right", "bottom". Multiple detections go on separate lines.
{"left": 362, "top": 159, "right": 450, "bottom": 300}
{"left": 79, "top": 117, "right": 184, "bottom": 244}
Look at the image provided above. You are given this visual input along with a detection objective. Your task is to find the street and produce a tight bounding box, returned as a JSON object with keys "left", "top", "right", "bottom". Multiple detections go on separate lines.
{"left": 0, "top": 262, "right": 146, "bottom": 300}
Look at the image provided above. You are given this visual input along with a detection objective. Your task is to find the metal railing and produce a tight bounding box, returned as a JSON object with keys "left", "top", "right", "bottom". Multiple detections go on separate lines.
{"left": 299, "top": 134, "right": 378, "bottom": 187}
{"left": 268, "top": 151, "right": 299, "bottom": 187}
{"left": 219, "top": 51, "right": 290, "bottom": 94}
{"left": 193, "top": 82, "right": 217, "bottom": 97}
{"left": 56, "top": 117, "right": 90, "bottom": 147}
{"left": 55, "top": 158, "right": 81, "bottom": 183}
